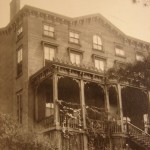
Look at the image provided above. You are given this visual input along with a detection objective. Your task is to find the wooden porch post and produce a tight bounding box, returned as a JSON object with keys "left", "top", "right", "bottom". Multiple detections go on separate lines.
{"left": 53, "top": 73, "right": 59, "bottom": 127}
{"left": 80, "top": 79, "right": 88, "bottom": 150}
{"left": 147, "top": 91, "right": 150, "bottom": 131}
{"left": 117, "top": 84, "right": 124, "bottom": 132}
{"left": 105, "top": 85, "right": 110, "bottom": 114}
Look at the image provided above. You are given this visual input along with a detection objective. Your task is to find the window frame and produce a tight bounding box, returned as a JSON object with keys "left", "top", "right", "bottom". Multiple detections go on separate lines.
{"left": 136, "top": 53, "right": 144, "bottom": 62}
{"left": 16, "top": 47, "right": 23, "bottom": 77}
{"left": 43, "top": 24, "right": 55, "bottom": 38}
{"left": 42, "top": 41, "right": 59, "bottom": 66}
{"left": 16, "top": 90, "right": 23, "bottom": 124}
{"left": 92, "top": 54, "right": 106, "bottom": 72}
{"left": 115, "top": 45, "right": 125, "bottom": 58}
{"left": 69, "top": 31, "right": 80, "bottom": 44}
{"left": 92, "top": 35, "right": 103, "bottom": 51}
{"left": 68, "top": 47, "right": 84, "bottom": 65}
{"left": 16, "top": 26, "right": 23, "bottom": 42}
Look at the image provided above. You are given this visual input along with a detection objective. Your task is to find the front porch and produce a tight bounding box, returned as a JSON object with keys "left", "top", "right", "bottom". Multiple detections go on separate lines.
{"left": 30, "top": 60, "right": 150, "bottom": 150}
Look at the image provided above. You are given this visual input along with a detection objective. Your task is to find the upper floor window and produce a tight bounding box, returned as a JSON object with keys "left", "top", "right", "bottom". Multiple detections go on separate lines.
{"left": 115, "top": 46, "right": 125, "bottom": 57}
{"left": 16, "top": 91, "right": 23, "bottom": 124}
{"left": 69, "top": 32, "right": 79, "bottom": 44}
{"left": 70, "top": 52, "right": 81, "bottom": 65}
{"left": 16, "top": 26, "right": 23, "bottom": 40}
{"left": 93, "top": 35, "right": 102, "bottom": 50}
{"left": 43, "top": 24, "right": 54, "bottom": 37}
{"left": 136, "top": 53, "right": 144, "bottom": 61}
{"left": 94, "top": 59, "right": 105, "bottom": 71}
{"left": 44, "top": 46, "right": 55, "bottom": 65}
{"left": 17, "top": 48, "right": 23, "bottom": 76}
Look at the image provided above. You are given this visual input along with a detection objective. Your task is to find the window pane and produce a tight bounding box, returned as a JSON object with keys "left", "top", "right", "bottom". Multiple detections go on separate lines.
{"left": 70, "top": 53, "right": 75, "bottom": 63}
{"left": 49, "top": 48, "right": 55, "bottom": 61}
{"left": 97, "top": 36, "right": 102, "bottom": 45}
{"left": 75, "top": 33, "right": 79, "bottom": 39}
{"left": 69, "top": 32, "right": 74, "bottom": 37}
{"left": 93, "top": 35, "right": 97, "bottom": 44}
{"left": 44, "top": 25, "right": 48, "bottom": 30}
{"left": 44, "top": 47, "right": 50, "bottom": 60}
{"left": 49, "top": 27, "right": 54, "bottom": 32}
{"left": 75, "top": 54, "right": 80, "bottom": 64}
{"left": 99, "top": 61, "right": 104, "bottom": 71}
{"left": 95, "top": 59, "right": 99, "bottom": 69}
{"left": 136, "top": 54, "right": 144, "bottom": 61}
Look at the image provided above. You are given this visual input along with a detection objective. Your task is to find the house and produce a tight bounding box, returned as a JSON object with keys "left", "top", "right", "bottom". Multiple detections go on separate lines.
{"left": 0, "top": 0, "right": 150, "bottom": 149}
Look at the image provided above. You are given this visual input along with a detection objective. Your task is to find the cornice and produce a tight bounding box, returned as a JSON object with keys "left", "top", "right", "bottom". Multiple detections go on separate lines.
{"left": 0, "top": 5, "right": 149, "bottom": 50}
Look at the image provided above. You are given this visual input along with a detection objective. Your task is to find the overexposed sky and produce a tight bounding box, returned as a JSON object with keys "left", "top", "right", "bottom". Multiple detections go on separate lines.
{"left": 0, "top": 0, "right": 150, "bottom": 42}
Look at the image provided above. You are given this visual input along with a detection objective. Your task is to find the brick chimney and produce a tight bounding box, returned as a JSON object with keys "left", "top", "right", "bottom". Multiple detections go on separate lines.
{"left": 10, "top": 0, "right": 20, "bottom": 20}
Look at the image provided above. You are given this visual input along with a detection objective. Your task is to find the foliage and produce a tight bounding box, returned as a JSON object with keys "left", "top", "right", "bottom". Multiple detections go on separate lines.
{"left": 0, "top": 113, "right": 56, "bottom": 150}
{"left": 107, "top": 56, "right": 150, "bottom": 89}
{"left": 132, "top": 0, "right": 150, "bottom": 6}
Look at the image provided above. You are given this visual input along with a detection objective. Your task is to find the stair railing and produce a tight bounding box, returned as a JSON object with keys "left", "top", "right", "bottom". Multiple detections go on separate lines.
{"left": 127, "top": 122, "right": 150, "bottom": 137}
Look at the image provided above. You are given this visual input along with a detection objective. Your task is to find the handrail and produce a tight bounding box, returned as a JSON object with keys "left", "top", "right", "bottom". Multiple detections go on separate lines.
{"left": 127, "top": 122, "right": 150, "bottom": 137}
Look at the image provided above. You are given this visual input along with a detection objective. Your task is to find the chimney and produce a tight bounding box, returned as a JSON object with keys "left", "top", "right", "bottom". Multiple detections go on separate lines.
{"left": 10, "top": 0, "right": 20, "bottom": 20}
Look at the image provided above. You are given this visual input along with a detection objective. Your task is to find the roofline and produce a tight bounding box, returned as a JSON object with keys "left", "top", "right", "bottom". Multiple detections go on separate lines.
{"left": 0, "top": 4, "right": 149, "bottom": 46}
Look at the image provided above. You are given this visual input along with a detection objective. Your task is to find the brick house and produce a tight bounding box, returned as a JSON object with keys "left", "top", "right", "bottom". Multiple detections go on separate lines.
{"left": 0, "top": 0, "right": 150, "bottom": 149}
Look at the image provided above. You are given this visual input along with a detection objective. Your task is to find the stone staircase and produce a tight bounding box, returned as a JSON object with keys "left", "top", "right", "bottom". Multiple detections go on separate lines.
{"left": 127, "top": 122, "right": 150, "bottom": 150}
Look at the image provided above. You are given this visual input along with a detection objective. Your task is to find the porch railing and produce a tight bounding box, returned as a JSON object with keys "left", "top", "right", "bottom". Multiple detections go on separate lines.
{"left": 60, "top": 114, "right": 82, "bottom": 129}
{"left": 38, "top": 115, "right": 54, "bottom": 128}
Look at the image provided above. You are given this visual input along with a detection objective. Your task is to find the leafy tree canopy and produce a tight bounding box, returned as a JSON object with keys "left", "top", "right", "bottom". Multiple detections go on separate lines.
{"left": 107, "top": 55, "right": 150, "bottom": 89}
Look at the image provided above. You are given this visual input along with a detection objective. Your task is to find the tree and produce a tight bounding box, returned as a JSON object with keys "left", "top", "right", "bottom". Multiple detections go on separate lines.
{"left": 107, "top": 56, "right": 150, "bottom": 89}
{"left": 0, "top": 113, "right": 56, "bottom": 150}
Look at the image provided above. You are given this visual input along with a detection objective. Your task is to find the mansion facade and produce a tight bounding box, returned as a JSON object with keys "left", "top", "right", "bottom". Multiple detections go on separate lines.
{"left": 0, "top": 0, "right": 150, "bottom": 149}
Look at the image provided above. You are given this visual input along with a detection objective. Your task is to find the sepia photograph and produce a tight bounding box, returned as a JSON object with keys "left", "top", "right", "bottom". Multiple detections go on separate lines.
{"left": 0, "top": 0, "right": 150, "bottom": 149}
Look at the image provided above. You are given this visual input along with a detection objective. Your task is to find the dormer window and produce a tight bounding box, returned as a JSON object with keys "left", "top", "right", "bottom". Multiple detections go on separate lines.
{"left": 93, "top": 35, "right": 102, "bottom": 50}
{"left": 43, "top": 24, "right": 54, "bottom": 37}
{"left": 69, "top": 32, "right": 79, "bottom": 44}
{"left": 136, "top": 53, "right": 144, "bottom": 61}
{"left": 115, "top": 45, "right": 125, "bottom": 57}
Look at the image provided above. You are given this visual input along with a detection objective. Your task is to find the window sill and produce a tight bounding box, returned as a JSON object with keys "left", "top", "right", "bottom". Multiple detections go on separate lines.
{"left": 68, "top": 41, "right": 81, "bottom": 47}
{"left": 42, "top": 34, "right": 56, "bottom": 40}
{"left": 92, "top": 48, "right": 104, "bottom": 53}
{"left": 16, "top": 73, "right": 23, "bottom": 79}
{"left": 115, "top": 54, "right": 126, "bottom": 59}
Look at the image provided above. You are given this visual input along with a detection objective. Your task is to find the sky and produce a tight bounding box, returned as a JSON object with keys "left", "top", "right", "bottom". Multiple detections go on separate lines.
{"left": 0, "top": 0, "right": 150, "bottom": 42}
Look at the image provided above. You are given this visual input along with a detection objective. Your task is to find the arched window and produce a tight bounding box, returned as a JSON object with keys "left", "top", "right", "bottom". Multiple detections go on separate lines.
{"left": 93, "top": 35, "right": 102, "bottom": 50}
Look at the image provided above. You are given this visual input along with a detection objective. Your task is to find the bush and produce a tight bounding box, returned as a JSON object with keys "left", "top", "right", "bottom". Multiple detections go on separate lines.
{"left": 0, "top": 113, "right": 56, "bottom": 150}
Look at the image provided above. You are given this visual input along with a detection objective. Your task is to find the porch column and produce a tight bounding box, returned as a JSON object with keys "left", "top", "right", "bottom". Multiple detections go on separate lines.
{"left": 147, "top": 91, "right": 150, "bottom": 132}
{"left": 53, "top": 73, "right": 59, "bottom": 127}
{"left": 105, "top": 85, "right": 110, "bottom": 113}
{"left": 117, "top": 84, "right": 124, "bottom": 132}
{"left": 80, "top": 79, "right": 88, "bottom": 150}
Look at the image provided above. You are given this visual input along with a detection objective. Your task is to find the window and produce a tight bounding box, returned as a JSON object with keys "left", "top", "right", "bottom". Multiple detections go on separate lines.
{"left": 94, "top": 59, "right": 105, "bottom": 71}
{"left": 69, "top": 32, "right": 79, "bottom": 44}
{"left": 45, "top": 103, "right": 54, "bottom": 117}
{"left": 44, "top": 46, "right": 55, "bottom": 65}
{"left": 93, "top": 35, "right": 102, "bottom": 50}
{"left": 70, "top": 52, "right": 81, "bottom": 65}
{"left": 115, "top": 46, "right": 125, "bottom": 57}
{"left": 17, "top": 48, "right": 23, "bottom": 76}
{"left": 16, "top": 26, "right": 23, "bottom": 40}
{"left": 43, "top": 24, "right": 54, "bottom": 37}
{"left": 16, "top": 91, "right": 23, "bottom": 124}
{"left": 136, "top": 54, "right": 144, "bottom": 61}
{"left": 114, "top": 60, "right": 125, "bottom": 70}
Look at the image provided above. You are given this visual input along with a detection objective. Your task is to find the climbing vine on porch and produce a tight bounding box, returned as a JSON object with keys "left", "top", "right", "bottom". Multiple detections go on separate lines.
{"left": 56, "top": 100, "right": 117, "bottom": 150}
